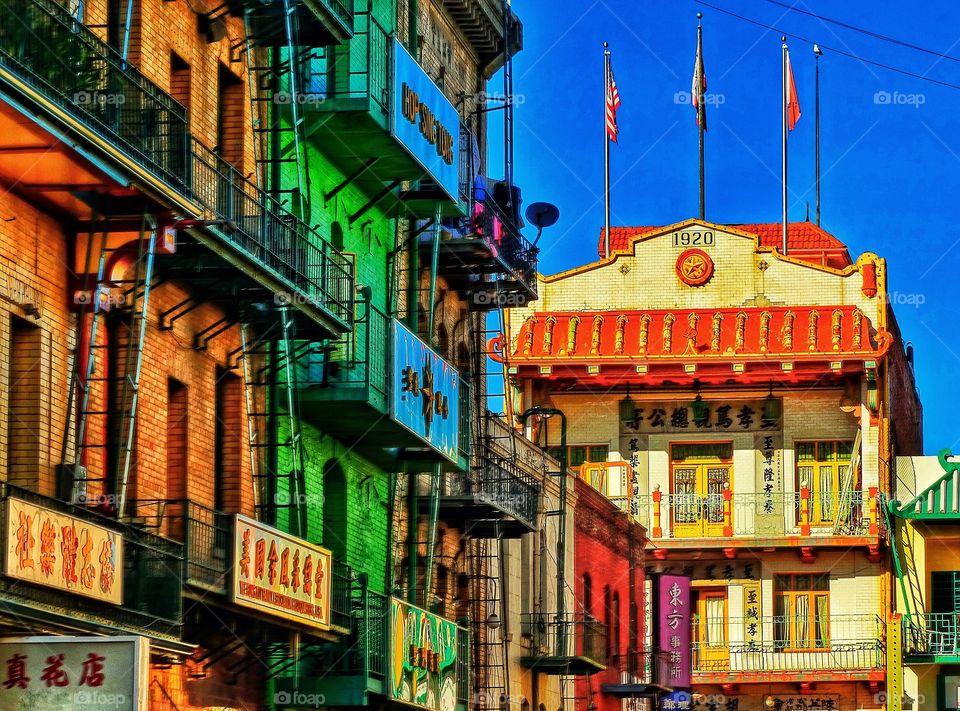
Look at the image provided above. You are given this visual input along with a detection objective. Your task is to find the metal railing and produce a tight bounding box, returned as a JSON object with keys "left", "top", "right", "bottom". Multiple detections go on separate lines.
{"left": 0, "top": 484, "right": 183, "bottom": 639}
{"left": 903, "top": 613, "right": 960, "bottom": 657}
{"left": 607, "top": 649, "right": 672, "bottom": 688}
{"left": 635, "top": 491, "right": 878, "bottom": 539}
{"left": 0, "top": 0, "right": 354, "bottom": 323}
{"left": 521, "top": 613, "right": 607, "bottom": 666}
{"left": 692, "top": 614, "right": 884, "bottom": 674}
{"left": 321, "top": 0, "right": 353, "bottom": 29}
{"left": 441, "top": 448, "right": 540, "bottom": 528}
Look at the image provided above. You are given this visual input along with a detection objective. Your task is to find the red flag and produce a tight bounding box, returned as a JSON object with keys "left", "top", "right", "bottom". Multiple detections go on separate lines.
{"left": 786, "top": 51, "right": 801, "bottom": 131}
{"left": 606, "top": 56, "right": 621, "bottom": 143}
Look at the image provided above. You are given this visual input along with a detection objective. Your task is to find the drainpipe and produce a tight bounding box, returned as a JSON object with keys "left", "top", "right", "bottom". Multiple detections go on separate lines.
{"left": 426, "top": 205, "right": 441, "bottom": 343}
{"left": 406, "top": 222, "right": 419, "bottom": 332}
{"left": 423, "top": 462, "right": 441, "bottom": 605}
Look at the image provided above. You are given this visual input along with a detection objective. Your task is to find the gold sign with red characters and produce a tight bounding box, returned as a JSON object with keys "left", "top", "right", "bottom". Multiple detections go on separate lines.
{"left": 231, "top": 515, "right": 333, "bottom": 631}
{"left": 4, "top": 498, "right": 123, "bottom": 605}
{"left": 675, "top": 248, "right": 714, "bottom": 287}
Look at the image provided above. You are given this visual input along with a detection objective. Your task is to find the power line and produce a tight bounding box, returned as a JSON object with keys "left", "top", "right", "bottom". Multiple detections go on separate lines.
{"left": 761, "top": 0, "right": 960, "bottom": 65}
{"left": 697, "top": 0, "right": 960, "bottom": 91}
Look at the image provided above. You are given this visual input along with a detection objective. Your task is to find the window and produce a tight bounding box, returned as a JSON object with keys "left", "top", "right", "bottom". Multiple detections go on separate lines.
{"left": 166, "top": 379, "right": 187, "bottom": 501}
{"left": 612, "top": 591, "right": 622, "bottom": 661}
{"left": 796, "top": 441, "right": 854, "bottom": 524}
{"left": 331, "top": 222, "right": 344, "bottom": 252}
{"left": 775, "top": 574, "right": 830, "bottom": 650}
{"left": 170, "top": 53, "right": 191, "bottom": 119}
{"left": 217, "top": 65, "right": 244, "bottom": 169}
{"left": 603, "top": 585, "right": 612, "bottom": 659}
{"left": 215, "top": 370, "right": 242, "bottom": 513}
{"left": 582, "top": 573, "right": 593, "bottom": 618}
{"left": 323, "top": 461, "right": 348, "bottom": 561}
{"left": 932, "top": 571, "right": 960, "bottom": 613}
{"left": 671, "top": 442, "right": 733, "bottom": 461}
{"left": 548, "top": 445, "right": 609, "bottom": 467}
{"left": 8, "top": 317, "right": 41, "bottom": 488}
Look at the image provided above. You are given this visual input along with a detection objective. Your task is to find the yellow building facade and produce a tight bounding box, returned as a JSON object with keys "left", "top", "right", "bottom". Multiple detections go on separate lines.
{"left": 504, "top": 220, "right": 922, "bottom": 711}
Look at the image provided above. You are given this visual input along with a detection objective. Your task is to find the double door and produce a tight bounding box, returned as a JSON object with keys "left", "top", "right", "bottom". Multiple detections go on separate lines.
{"left": 672, "top": 462, "right": 731, "bottom": 538}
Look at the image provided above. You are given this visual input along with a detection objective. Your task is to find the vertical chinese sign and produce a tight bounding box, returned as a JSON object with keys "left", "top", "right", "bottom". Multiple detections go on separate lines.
{"left": 393, "top": 320, "right": 460, "bottom": 463}
{"left": 656, "top": 575, "right": 691, "bottom": 689}
{"left": 390, "top": 598, "right": 460, "bottom": 711}
{"left": 0, "top": 635, "right": 148, "bottom": 711}
{"left": 231, "top": 515, "right": 333, "bottom": 631}
{"left": 4, "top": 498, "right": 123, "bottom": 604}
{"left": 742, "top": 581, "right": 761, "bottom": 651}
{"left": 753, "top": 433, "right": 783, "bottom": 535}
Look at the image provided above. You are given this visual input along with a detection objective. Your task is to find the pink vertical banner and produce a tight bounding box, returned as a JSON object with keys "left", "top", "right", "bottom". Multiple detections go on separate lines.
{"left": 656, "top": 575, "right": 691, "bottom": 688}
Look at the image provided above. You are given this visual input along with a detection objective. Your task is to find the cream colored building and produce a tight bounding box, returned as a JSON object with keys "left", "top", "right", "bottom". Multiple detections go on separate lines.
{"left": 503, "top": 220, "right": 922, "bottom": 711}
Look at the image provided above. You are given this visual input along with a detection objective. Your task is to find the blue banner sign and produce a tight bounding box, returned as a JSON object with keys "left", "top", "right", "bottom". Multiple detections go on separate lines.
{"left": 392, "top": 320, "right": 460, "bottom": 461}
{"left": 392, "top": 38, "right": 461, "bottom": 201}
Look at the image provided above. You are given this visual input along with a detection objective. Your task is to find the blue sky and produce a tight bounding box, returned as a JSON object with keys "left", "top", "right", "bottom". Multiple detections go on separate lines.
{"left": 489, "top": 0, "right": 960, "bottom": 454}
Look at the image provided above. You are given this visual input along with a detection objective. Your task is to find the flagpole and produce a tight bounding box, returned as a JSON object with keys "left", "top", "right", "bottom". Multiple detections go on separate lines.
{"left": 698, "top": 13, "right": 705, "bottom": 220}
{"left": 604, "top": 42, "right": 611, "bottom": 259}
{"left": 814, "top": 44, "right": 823, "bottom": 226}
{"left": 781, "top": 37, "right": 788, "bottom": 255}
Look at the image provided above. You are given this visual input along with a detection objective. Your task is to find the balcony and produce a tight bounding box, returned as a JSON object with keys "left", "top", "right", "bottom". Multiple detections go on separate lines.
{"left": 434, "top": 445, "right": 541, "bottom": 537}
{"left": 635, "top": 490, "right": 882, "bottom": 552}
{"left": 297, "top": 303, "right": 470, "bottom": 469}
{"left": 425, "top": 178, "right": 539, "bottom": 307}
{"left": 600, "top": 651, "right": 673, "bottom": 698}
{"left": 520, "top": 613, "right": 608, "bottom": 675}
{"left": 0, "top": 0, "right": 354, "bottom": 336}
{"left": 301, "top": 12, "right": 469, "bottom": 216}
{"left": 0, "top": 484, "right": 185, "bottom": 649}
{"left": 439, "top": 0, "right": 522, "bottom": 75}
{"left": 133, "top": 500, "right": 352, "bottom": 635}
{"left": 692, "top": 615, "right": 884, "bottom": 684}
{"left": 274, "top": 590, "right": 471, "bottom": 710}
{"left": 903, "top": 613, "right": 960, "bottom": 662}
{"left": 229, "top": 0, "right": 354, "bottom": 46}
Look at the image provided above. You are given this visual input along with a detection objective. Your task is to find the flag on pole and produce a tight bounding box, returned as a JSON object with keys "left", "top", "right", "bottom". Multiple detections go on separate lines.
{"left": 786, "top": 50, "right": 801, "bottom": 130}
{"left": 692, "top": 25, "right": 707, "bottom": 131}
{"left": 605, "top": 56, "right": 621, "bottom": 143}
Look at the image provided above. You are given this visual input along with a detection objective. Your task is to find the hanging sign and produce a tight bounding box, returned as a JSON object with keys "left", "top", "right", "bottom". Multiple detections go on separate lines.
{"left": 231, "top": 515, "right": 333, "bottom": 631}
{"left": 4, "top": 497, "right": 123, "bottom": 604}
{"left": 0, "top": 635, "right": 148, "bottom": 710}
{"left": 389, "top": 598, "right": 461, "bottom": 711}
{"left": 656, "top": 575, "right": 691, "bottom": 688}
{"left": 742, "top": 581, "right": 762, "bottom": 651}
{"left": 621, "top": 398, "right": 780, "bottom": 434}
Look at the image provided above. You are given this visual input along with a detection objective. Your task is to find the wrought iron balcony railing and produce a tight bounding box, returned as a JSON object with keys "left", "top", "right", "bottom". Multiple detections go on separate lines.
{"left": 691, "top": 614, "right": 885, "bottom": 675}
{"left": 0, "top": 0, "right": 354, "bottom": 325}
{"left": 520, "top": 613, "right": 608, "bottom": 674}
{"left": 132, "top": 499, "right": 353, "bottom": 631}
{"left": 0, "top": 484, "right": 183, "bottom": 641}
{"left": 903, "top": 613, "right": 960, "bottom": 658}
{"left": 600, "top": 650, "right": 673, "bottom": 697}
{"left": 634, "top": 490, "right": 881, "bottom": 541}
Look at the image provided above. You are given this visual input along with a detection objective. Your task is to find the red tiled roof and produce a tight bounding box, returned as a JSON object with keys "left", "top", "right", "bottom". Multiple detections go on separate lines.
{"left": 598, "top": 222, "right": 853, "bottom": 268}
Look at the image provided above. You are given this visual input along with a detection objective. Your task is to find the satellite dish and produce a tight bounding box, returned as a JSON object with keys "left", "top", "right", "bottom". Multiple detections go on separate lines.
{"left": 525, "top": 202, "right": 560, "bottom": 245}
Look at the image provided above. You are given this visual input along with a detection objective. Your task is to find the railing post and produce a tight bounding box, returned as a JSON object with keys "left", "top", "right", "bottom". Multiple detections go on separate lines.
{"left": 652, "top": 486, "right": 662, "bottom": 538}
{"left": 800, "top": 485, "right": 811, "bottom": 536}
{"left": 723, "top": 487, "right": 733, "bottom": 537}
{"left": 868, "top": 486, "right": 879, "bottom": 535}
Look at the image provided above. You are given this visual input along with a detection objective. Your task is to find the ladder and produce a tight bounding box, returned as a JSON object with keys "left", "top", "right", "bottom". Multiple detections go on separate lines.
{"left": 72, "top": 214, "right": 157, "bottom": 515}
{"left": 469, "top": 535, "right": 510, "bottom": 711}
{"left": 885, "top": 497, "right": 925, "bottom": 620}
{"left": 240, "top": 308, "right": 310, "bottom": 534}
{"left": 833, "top": 428, "right": 863, "bottom": 535}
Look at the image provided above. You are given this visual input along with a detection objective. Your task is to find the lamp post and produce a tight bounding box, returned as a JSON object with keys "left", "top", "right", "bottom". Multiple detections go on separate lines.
{"left": 518, "top": 406, "right": 568, "bottom": 623}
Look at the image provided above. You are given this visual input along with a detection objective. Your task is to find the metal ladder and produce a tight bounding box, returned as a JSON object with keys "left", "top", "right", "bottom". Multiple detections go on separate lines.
{"left": 71, "top": 214, "right": 157, "bottom": 515}
{"left": 469, "top": 535, "right": 510, "bottom": 711}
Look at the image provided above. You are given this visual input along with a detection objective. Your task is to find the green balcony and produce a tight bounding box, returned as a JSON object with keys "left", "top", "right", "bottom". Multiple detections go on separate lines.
{"left": 903, "top": 613, "right": 960, "bottom": 663}
{"left": 520, "top": 613, "right": 607, "bottom": 675}
{"left": 296, "top": 303, "right": 470, "bottom": 469}
{"left": 274, "top": 591, "right": 470, "bottom": 711}
{"left": 300, "top": 12, "right": 469, "bottom": 218}
{"left": 0, "top": 0, "right": 354, "bottom": 337}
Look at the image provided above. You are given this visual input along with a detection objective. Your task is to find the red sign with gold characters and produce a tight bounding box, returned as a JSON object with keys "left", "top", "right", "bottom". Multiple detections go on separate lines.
{"left": 4, "top": 498, "right": 123, "bottom": 605}
{"left": 675, "top": 248, "right": 714, "bottom": 287}
{"left": 231, "top": 515, "right": 333, "bottom": 631}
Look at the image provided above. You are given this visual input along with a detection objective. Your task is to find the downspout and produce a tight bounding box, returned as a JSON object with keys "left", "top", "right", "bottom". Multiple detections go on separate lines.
{"left": 423, "top": 462, "right": 441, "bottom": 604}
{"left": 406, "top": 222, "right": 419, "bottom": 331}
{"left": 427, "top": 207, "right": 441, "bottom": 343}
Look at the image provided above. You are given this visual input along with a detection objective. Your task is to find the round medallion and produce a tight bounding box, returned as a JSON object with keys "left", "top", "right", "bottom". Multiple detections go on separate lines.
{"left": 676, "top": 248, "right": 714, "bottom": 287}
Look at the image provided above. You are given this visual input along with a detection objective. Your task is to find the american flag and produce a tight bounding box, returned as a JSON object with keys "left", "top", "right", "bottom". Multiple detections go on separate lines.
{"left": 605, "top": 56, "right": 621, "bottom": 143}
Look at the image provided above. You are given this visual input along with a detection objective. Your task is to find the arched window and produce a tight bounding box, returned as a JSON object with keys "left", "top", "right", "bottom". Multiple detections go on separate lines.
{"left": 582, "top": 573, "right": 593, "bottom": 618}
{"left": 331, "top": 221, "right": 344, "bottom": 251}
{"left": 322, "top": 461, "right": 348, "bottom": 561}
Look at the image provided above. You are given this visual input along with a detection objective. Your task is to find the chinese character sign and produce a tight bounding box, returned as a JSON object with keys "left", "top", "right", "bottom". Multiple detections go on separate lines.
{"left": 390, "top": 598, "right": 460, "bottom": 711}
{"left": 742, "top": 581, "right": 761, "bottom": 651}
{"left": 753, "top": 433, "right": 783, "bottom": 521}
{"left": 0, "top": 635, "right": 147, "bottom": 711}
{"left": 231, "top": 515, "right": 332, "bottom": 632}
{"left": 621, "top": 398, "right": 780, "bottom": 434}
{"left": 393, "top": 320, "right": 460, "bottom": 462}
{"left": 656, "top": 575, "right": 691, "bottom": 689}
{"left": 4, "top": 498, "right": 123, "bottom": 605}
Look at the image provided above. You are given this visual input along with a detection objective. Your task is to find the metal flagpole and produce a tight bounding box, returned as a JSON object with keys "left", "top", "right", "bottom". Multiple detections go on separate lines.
{"left": 781, "top": 37, "right": 788, "bottom": 255}
{"left": 814, "top": 44, "right": 823, "bottom": 226}
{"left": 604, "top": 42, "right": 611, "bottom": 259}
{"left": 698, "top": 14, "right": 705, "bottom": 220}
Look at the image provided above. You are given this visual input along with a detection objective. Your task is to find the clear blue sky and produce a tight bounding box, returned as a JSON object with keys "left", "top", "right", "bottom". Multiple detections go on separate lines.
{"left": 490, "top": 0, "right": 960, "bottom": 455}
